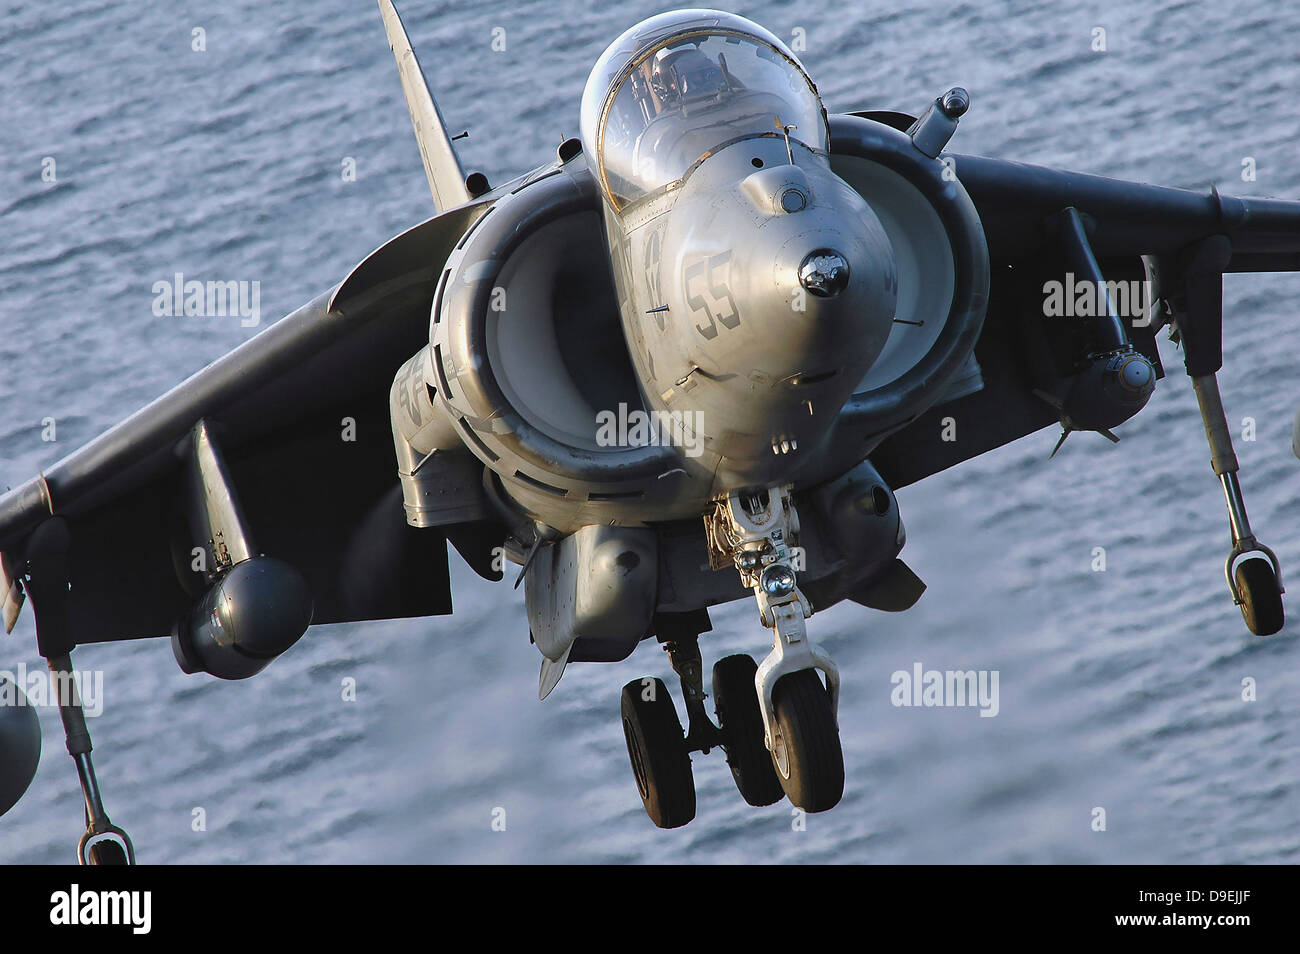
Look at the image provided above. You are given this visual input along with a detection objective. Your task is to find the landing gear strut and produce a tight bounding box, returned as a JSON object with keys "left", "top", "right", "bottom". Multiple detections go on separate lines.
{"left": 49, "top": 653, "right": 136, "bottom": 865}
{"left": 1161, "top": 235, "right": 1285, "bottom": 635}
{"left": 707, "top": 485, "right": 845, "bottom": 812}
{"left": 1192, "top": 374, "right": 1285, "bottom": 635}
{"left": 620, "top": 486, "right": 846, "bottom": 827}
{"left": 25, "top": 517, "right": 135, "bottom": 864}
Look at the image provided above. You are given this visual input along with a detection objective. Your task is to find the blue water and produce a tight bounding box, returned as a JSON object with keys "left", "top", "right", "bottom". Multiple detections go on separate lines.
{"left": 1, "top": 0, "right": 1297, "bottom": 863}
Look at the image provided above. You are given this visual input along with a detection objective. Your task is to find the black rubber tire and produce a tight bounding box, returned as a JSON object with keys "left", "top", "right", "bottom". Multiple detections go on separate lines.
{"left": 713, "top": 654, "right": 785, "bottom": 807}
{"left": 620, "top": 678, "right": 695, "bottom": 828}
{"left": 88, "top": 840, "right": 129, "bottom": 865}
{"left": 770, "top": 669, "right": 845, "bottom": 813}
{"left": 1236, "top": 557, "right": 1284, "bottom": 636}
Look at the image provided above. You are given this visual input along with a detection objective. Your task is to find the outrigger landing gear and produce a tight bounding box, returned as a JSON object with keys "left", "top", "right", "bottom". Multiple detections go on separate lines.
{"left": 49, "top": 653, "right": 136, "bottom": 865}
{"left": 1161, "top": 235, "right": 1285, "bottom": 635}
{"left": 25, "top": 517, "right": 135, "bottom": 864}
{"left": 1192, "top": 374, "right": 1285, "bottom": 636}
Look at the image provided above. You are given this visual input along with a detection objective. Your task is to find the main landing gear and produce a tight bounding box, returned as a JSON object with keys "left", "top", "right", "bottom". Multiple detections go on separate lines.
{"left": 621, "top": 486, "right": 844, "bottom": 828}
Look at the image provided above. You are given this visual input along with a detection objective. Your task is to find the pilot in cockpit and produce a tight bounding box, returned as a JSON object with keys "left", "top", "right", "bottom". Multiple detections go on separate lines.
{"left": 648, "top": 46, "right": 730, "bottom": 112}
{"left": 595, "top": 32, "right": 825, "bottom": 209}
{"left": 617, "top": 44, "right": 733, "bottom": 134}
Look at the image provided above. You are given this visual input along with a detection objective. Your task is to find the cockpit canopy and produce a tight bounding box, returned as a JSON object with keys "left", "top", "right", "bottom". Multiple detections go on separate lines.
{"left": 579, "top": 10, "right": 828, "bottom": 212}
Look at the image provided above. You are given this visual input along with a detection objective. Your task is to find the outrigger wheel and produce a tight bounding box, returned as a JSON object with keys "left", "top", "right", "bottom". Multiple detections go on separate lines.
{"left": 1235, "top": 556, "right": 1284, "bottom": 637}
{"left": 87, "top": 842, "right": 130, "bottom": 865}
{"left": 712, "top": 654, "right": 784, "bottom": 806}
{"left": 620, "top": 677, "right": 695, "bottom": 828}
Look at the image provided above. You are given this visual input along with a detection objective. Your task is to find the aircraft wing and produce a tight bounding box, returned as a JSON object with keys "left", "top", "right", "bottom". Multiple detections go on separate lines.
{"left": 0, "top": 202, "right": 484, "bottom": 644}
{"left": 869, "top": 152, "right": 1300, "bottom": 490}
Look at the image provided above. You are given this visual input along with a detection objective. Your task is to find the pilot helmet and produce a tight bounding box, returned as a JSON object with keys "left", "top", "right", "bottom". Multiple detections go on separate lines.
{"left": 650, "top": 46, "right": 727, "bottom": 109}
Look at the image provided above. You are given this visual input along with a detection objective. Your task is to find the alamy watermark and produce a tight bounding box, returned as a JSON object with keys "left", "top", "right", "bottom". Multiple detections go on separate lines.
{"left": 152, "top": 272, "right": 260, "bottom": 327}
{"left": 1042, "top": 272, "right": 1151, "bottom": 325}
{"left": 50, "top": 885, "right": 150, "bottom": 934}
{"left": 595, "top": 403, "right": 704, "bottom": 458}
{"left": 1, "top": 662, "right": 104, "bottom": 717}
{"left": 890, "top": 662, "right": 999, "bottom": 717}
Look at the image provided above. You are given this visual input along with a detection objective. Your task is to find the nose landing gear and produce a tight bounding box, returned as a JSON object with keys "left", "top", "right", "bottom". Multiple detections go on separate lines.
{"left": 710, "top": 487, "right": 844, "bottom": 812}
{"left": 619, "top": 486, "right": 846, "bottom": 828}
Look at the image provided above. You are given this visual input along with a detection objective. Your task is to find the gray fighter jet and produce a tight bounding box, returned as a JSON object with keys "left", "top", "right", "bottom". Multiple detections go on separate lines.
{"left": 2, "top": 3, "right": 1297, "bottom": 857}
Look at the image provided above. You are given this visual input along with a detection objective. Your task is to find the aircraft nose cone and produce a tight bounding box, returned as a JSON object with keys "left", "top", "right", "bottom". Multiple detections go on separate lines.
{"left": 798, "top": 248, "right": 850, "bottom": 298}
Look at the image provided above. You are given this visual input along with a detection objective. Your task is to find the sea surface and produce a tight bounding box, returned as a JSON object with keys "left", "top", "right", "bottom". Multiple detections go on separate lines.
{"left": 1, "top": 0, "right": 1297, "bottom": 863}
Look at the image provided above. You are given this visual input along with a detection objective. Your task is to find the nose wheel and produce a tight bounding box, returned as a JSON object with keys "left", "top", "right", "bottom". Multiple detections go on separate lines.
{"left": 769, "top": 669, "right": 845, "bottom": 812}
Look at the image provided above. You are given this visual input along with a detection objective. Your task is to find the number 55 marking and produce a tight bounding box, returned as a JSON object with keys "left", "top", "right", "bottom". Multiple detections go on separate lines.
{"left": 685, "top": 251, "right": 740, "bottom": 340}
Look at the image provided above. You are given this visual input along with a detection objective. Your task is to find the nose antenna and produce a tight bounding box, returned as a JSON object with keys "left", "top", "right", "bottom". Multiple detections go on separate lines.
{"left": 774, "top": 116, "right": 796, "bottom": 165}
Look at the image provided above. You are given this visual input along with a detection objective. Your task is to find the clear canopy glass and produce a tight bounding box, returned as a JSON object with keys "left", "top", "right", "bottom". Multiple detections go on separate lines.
{"left": 583, "top": 22, "right": 827, "bottom": 211}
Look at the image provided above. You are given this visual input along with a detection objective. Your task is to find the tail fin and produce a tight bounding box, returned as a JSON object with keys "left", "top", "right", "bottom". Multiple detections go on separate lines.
{"left": 378, "top": 0, "right": 472, "bottom": 212}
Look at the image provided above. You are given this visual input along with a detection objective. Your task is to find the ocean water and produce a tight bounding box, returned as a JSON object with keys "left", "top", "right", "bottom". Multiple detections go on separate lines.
{"left": 0, "top": 0, "right": 1296, "bottom": 864}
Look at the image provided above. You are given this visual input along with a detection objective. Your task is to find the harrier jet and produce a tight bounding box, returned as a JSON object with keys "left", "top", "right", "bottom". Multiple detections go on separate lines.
{"left": 2, "top": 2, "right": 1297, "bottom": 859}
